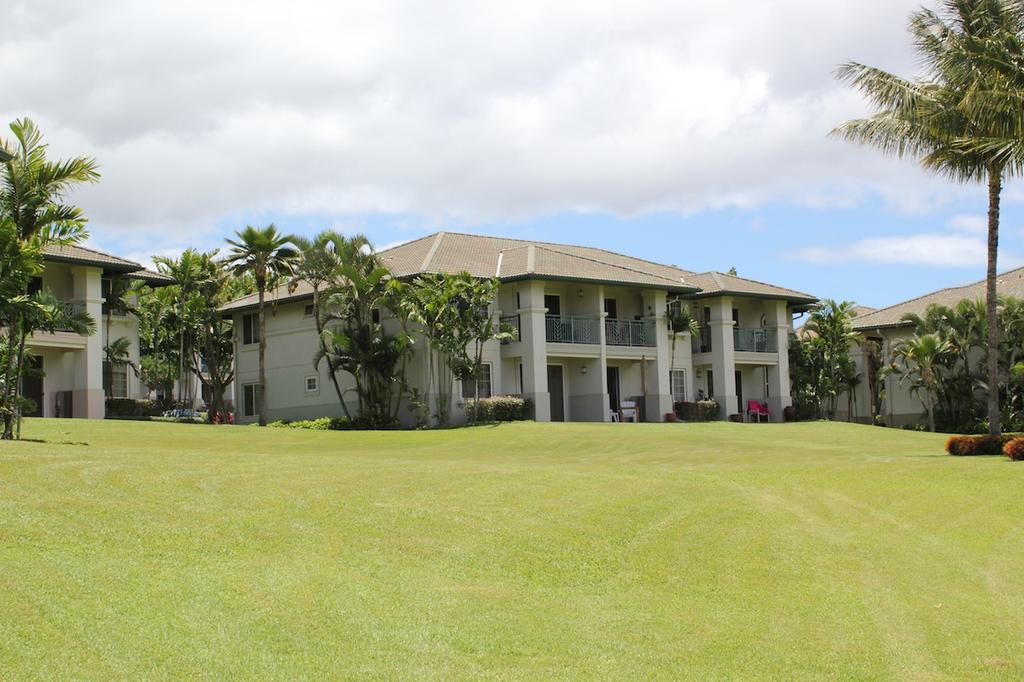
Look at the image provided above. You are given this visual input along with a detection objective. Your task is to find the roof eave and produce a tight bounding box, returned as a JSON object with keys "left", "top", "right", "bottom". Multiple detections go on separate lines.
{"left": 498, "top": 273, "right": 701, "bottom": 293}
{"left": 684, "top": 289, "right": 819, "bottom": 306}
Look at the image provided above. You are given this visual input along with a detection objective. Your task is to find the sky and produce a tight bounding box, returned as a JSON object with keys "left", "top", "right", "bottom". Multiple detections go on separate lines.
{"left": 5, "top": 0, "right": 1024, "bottom": 309}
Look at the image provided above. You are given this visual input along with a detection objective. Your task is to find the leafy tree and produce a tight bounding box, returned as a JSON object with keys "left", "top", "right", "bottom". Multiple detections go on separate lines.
{"left": 224, "top": 225, "right": 298, "bottom": 426}
{"left": 835, "top": 1, "right": 1024, "bottom": 436}
{"left": 403, "top": 272, "right": 500, "bottom": 426}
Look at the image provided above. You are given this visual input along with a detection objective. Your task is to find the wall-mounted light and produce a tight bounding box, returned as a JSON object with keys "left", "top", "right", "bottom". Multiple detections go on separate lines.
{"left": 577, "top": 288, "right": 585, "bottom": 298}
{"left": 581, "top": 365, "right": 588, "bottom": 375}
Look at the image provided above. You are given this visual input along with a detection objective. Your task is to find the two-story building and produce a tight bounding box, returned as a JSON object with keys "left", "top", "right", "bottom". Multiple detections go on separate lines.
{"left": 24, "top": 244, "right": 172, "bottom": 418}
{"left": 222, "top": 232, "right": 817, "bottom": 425}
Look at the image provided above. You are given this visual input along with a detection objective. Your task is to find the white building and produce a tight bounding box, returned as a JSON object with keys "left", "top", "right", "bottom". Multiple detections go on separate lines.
{"left": 848, "top": 267, "right": 1024, "bottom": 427}
{"left": 222, "top": 232, "right": 817, "bottom": 425}
{"left": 23, "top": 244, "right": 172, "bottom": 418}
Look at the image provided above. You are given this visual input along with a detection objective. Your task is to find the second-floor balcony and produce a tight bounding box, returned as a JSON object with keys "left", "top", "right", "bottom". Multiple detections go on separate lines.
{"left": 734, "top": 327, "right": 778, "bottom": 353}
{"left": 544, "top": 314, "right": 656, "bottom": 347}
{"left": 692, "top": 326, "right": 779, "bottom": 354}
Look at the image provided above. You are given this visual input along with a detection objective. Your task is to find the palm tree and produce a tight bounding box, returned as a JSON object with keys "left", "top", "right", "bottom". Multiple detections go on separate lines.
{"left": 890, "top": 333, "right": 953, "bottom": 432}
{"left": 224, "top": 225, "right": 297, "bottom": 425}
{"left": 154, "top": 250, "right": 206, "bottom": 406}
{"left": 834, "top": 1, "right": 1024, "bottom": 436}
{"left": 291, "top": 231, "right": 372, "bottom": 415}
{"left": 803, "top": 299, "right": 859, "bottom": 419}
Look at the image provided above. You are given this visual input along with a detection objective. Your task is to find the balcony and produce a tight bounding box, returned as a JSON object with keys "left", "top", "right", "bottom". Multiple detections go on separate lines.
{"left": 734, "top": 327, "right": 778, "bottom": 353}
{"left": 546, "top": 314, "right": 600, "bottom": 344}
{"left": 605, "top": 318, "right": 656, "bottom": 347}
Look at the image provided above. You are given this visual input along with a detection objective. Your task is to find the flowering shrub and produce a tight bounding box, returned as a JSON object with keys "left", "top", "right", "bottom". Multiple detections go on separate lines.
{"left": 465, "top": 395, "right": 532, "bottom": 423}
{"left": 1003, "top": 437, "right": 1024, "bottom": 461}
{"left": 674, "top": 400, "right": 719, "bottom": 422}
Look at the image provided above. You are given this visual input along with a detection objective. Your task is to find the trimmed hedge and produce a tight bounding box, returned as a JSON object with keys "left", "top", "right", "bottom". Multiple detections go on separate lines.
{"left": 1003, "top": 437, "right": 1024, "bottom": 461}
{"left": 465, "top": 395, "right": 532, "bottom": 423}
{"left": 674, "top": 400, "right": 719, "bottom": 422}
{"left": 946, "top": 434, "right": 1016, "bottom": 456}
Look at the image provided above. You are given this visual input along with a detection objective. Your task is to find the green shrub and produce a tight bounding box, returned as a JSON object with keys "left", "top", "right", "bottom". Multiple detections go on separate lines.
{"left": 674, "top": 400, "right": 719, "bottom": 422}
{"left": 946, "top": 434, "right": 1016, "bottom": 456}
{"left": 1003, "top": 437, "right": 1024, "bottom": 461}
{"left": 267, "top": 416, "right": 377, "bottom": 431}
{"left": 465, "top": 395, "right": 532, "bottom": 423}
{"left": 105, "top": 398, "right": 191, "bottom": 418}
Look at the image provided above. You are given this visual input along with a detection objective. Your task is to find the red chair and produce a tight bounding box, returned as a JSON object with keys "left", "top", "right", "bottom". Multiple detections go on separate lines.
{"left": 747, "top": 400, "right": 770, "bottom": 423}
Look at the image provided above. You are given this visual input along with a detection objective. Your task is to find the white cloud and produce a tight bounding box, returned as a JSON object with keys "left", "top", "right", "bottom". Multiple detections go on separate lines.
{"left": 793, "top": 234, "right": 1023, "bottom": 269}
{"left": 947, "top": 214, "right": 987, "bottom": 236}
{"left": 1, "top": 0, "right": 953, "bottom": 254}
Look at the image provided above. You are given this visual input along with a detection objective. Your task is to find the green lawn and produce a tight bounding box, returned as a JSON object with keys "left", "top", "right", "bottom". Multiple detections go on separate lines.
{"left": 1, "top": 419, "right": 1022, "bottom": 679}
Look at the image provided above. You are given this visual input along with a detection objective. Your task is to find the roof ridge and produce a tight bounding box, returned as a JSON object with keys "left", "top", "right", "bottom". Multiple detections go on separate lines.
{"left": 700, "top": 270, "right": 816, "bottom": 299}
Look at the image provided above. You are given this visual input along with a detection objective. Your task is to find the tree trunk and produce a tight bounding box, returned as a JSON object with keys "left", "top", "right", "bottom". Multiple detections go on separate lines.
{"left": 927, "top": 390, "right": 935, "bottom": 433}
{"left": 986, "top": 167, "right": 1002, "bottom": 436}
{"left": 258, "top": 285, "right": 268, "bottom": 426}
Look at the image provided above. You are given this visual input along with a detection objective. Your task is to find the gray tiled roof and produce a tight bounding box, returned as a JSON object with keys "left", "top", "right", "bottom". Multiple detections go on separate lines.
{"left": 220, "top": 231, "right": 819, "bottom": 312}
{"left": 854, "top": 266, "right": 1024, "bottom": 331}
{"left": 42, "top": 244, "right": 144, "bottom": 272}
{"left": 682, "top": 271, "right": 818, "bottom": 305}
{"left": 378, "top": 232, "right": 700, "bottom": 291}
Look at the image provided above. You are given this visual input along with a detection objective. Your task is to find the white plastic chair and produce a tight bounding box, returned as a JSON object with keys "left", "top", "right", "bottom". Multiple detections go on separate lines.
{"left": 620, "top": 400, "right": 638, "bottom": 422}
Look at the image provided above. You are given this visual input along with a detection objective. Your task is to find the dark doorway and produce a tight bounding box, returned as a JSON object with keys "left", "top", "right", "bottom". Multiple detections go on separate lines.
{"left": 735, "top": 370, "right": 743, "bottom": 413}
{"left": 547, "top": 365, "right": 565, "bottom": 422}
{"left": 607, "top": 366, "right": 621, "bottom": 411}
{"left": 544, "top": 294, "right": 561, "bottom": 316}
{"left": 707, "top": 369, "right": 714, "bottom": 399}
{"left": 22, "top": 356, "right": 43, "bottom": 417}
{"left": 604, "top": 298, "right": 617, "bottom": 319}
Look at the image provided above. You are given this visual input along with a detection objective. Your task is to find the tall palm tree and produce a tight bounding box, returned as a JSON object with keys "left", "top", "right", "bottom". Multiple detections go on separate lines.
{"left": 890, "top": 333, "right": 953, "bottom": 432}
{"left": 834, "top": 1, "right": 1024, "bottom": 436}
{"left": 224, "top": 224, "right": 297, "bottom": 425}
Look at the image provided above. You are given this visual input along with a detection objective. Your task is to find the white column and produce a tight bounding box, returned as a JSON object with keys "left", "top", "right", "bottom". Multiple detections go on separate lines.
{"left": 708, "top": 296, "right": 737, "bottom": 419}
{"left": 597, "top": 285, "right": 610, "bottom": 422}
{"left": 71, "top": 265, "right": 105, "bottom": 418}
{"left": 641, "top": 289, "right": 672, "bottom": 422}
{"left": 765, "top": 300, "right": 792, "bottom": 422}
{"left": 518, "top": 280, "right": 550, "bottom": 421}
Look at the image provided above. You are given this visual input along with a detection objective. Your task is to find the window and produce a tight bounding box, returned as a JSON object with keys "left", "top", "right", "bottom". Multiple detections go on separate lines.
{"left": 544, "top": 294, "right": 561, "bottom": 316}
{"left": 461, "top": 363, "right": 492, "bottom": 399}
{"left": 670, "top": 370, "right": 687, "bottom": 403}
{"left": 304, "top": 304, "right": 315, "bottom": 317}
{"left": 243, "top": 383, "right": 263, "bottom": 417}
{"left": 371, "top": 308, "right": 381, "bottom": 324}
{"left": 242, "top": 313, "right": 259, "bottom": 345}
{"left": 104, "top": 361, "right": 129, "bottom": 398}
{"left": 305, "top": 375, "right": 319, "bottom": 394}
{"left": 27, "top": 277, "right": 43, "bottom": 295}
